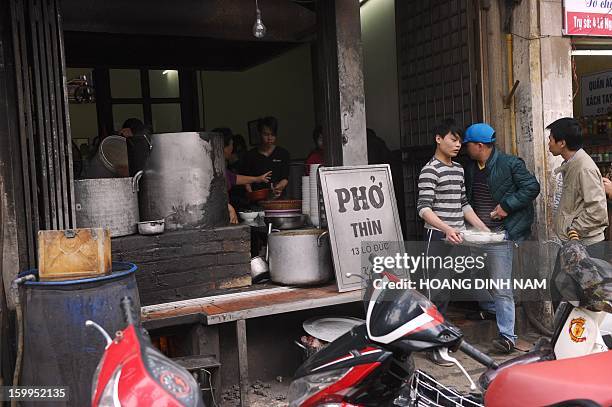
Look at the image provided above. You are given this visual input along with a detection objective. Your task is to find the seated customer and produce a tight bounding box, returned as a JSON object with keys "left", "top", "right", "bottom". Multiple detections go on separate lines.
{"left": 240, "top": 116, "right": 290, "bottom": 198}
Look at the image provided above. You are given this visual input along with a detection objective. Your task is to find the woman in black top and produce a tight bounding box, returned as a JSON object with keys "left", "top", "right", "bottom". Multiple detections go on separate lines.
{"left": 241, "top": 116, "right": 290, "bottom": 198}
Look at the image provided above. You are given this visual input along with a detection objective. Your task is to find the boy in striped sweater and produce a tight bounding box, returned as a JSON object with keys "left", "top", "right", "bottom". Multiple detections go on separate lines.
{"left": 416, "top": 119, "right": 489, "bottom": 365}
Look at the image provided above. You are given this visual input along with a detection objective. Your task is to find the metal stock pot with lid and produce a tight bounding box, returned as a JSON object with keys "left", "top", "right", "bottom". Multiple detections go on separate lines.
{"left": 267, "top": 229, "right": 333, "bottom": 285}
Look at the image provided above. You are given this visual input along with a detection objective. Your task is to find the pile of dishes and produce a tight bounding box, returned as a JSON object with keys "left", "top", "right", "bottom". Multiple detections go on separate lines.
{"left": 309, "top": 164, "right": 321, "bottom": 227}
{"left": 301, "top": 175, "right": 310, "bottom": 220}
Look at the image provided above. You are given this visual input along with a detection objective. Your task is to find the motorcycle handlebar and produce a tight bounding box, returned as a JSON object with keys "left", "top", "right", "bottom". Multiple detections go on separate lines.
{"left": 458, "top": 340, "right": 499, "bottom": 369}
{"left": 120, "top": 296, "right": 137, "bottom": 326}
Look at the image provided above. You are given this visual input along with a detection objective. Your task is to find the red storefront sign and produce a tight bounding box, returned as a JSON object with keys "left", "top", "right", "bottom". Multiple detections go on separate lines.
{"left": 564, "top": 0, "right": 612, "bottom": 36}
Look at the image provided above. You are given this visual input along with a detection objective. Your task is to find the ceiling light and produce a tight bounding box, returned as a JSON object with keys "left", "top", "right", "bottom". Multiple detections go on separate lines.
{"left": 571, "top": 50, "right": 612, "bottom": 56}
{"left": 253, "top": 0, "right": 267, "bottom": 39}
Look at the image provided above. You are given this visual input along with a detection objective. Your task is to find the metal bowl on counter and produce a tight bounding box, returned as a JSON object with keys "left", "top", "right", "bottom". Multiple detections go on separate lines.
{"left": 137, "top": 219, "right": 165, "bottom": 235}
{"left": 264, "top": 214, "right": 306, "bottom": 230}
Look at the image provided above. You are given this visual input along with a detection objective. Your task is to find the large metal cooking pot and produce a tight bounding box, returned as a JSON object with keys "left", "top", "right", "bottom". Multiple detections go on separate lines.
{"left": 74, "top": 173, "right": 141, "bottom": 237}
{"left": 137, "top": 132, "right": 228, "bottom": 230}
{"left": 268, "top": 229, "right": 332, "bottom": 285}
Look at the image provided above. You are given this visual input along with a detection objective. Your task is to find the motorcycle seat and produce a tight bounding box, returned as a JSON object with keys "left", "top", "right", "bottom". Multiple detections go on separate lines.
{"left": 485, "top": 350, "right": 612, "bottom": 407}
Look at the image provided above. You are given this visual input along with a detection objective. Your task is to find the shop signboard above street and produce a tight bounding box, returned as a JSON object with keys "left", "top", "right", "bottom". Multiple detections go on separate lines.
{"left": 564, "top": 0, "right": 612, "bottom": 36}
{"left": 581, "top": 70, "right": 612, "bottom": 116}
{"left": 319, "top": 165, "right": 404, "bottom": 292}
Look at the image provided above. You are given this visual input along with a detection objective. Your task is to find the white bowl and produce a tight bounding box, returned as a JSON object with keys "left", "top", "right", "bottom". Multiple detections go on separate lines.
{"left": 138, "top": 219, "right": 165, "bottom": 235}
{"left": 238, "top": 211, "right": 258, "bottom": 222}
{"left": 461, "top": 230, "right": 505, "bottom": 243}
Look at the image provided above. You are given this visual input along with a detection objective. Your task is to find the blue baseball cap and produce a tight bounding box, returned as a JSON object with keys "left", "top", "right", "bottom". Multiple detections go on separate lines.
{"left": 463, "top": 123, "right": 496, "bottom": 144}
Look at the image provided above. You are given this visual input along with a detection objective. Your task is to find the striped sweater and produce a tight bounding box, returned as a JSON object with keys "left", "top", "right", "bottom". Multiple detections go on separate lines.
{"left": 417, "top": 157, "right": 471, "bottom": 230}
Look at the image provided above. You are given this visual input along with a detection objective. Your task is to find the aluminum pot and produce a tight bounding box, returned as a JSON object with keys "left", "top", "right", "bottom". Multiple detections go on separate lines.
{"left": 268, "top": 229, "right": 332, "bottom": 285}
{"left": 137, "top": 132, "right": 228, "bottom": 231}
{"left": 74, "top": 173, "right": 141, "bottom": 237}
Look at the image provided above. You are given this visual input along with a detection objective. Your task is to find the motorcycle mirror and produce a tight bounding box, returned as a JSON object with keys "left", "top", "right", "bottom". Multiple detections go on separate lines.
{"left": 85, "top": 320, "right": 112, "bottom": 348}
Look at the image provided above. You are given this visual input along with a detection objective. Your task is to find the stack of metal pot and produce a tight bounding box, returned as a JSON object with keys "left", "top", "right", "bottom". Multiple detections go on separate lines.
{"left": 75, "top": 132, "right": 228, "bottom": 236}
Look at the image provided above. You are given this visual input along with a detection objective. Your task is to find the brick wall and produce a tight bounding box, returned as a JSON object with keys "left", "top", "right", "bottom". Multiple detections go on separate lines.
{"left": 112, "top": 225, "right": 252, "bottom": 305}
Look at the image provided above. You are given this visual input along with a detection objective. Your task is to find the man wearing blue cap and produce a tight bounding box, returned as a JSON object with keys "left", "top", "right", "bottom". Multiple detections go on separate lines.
{"left": 463, "top": 123, "right": 540, "bottom": 354}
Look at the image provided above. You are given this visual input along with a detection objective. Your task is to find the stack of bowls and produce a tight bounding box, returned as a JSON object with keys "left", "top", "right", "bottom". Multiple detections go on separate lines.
{"left": 302, "top": 175, "right": 311, "bottom": 221}
{"left": 310, "top": 164, "right": 321, "bottom": 227}
{"left": 261, "top": 200, "right": 302, "bottom": 218}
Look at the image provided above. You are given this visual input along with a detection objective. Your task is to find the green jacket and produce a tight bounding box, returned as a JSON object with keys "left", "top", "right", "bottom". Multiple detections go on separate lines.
{"left": 465, "top": 148, "right": 540, "bottom": 241}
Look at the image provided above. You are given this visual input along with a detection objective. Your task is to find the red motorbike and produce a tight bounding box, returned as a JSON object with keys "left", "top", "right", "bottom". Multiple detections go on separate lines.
{"left": 287, "top": 268, "right": 612, "bottom": 406}
{"left": 87, "top": 297, "right": 204, "bottom": 407}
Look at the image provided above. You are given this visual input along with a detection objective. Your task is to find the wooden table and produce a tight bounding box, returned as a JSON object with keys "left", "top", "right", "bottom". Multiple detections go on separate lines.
{"left": 141, "top": 284, "right": 363, "bottom": 406}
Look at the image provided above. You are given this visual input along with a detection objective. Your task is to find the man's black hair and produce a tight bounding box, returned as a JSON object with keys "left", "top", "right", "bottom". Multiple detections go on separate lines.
{"left": 212, "top": 127, "right": 234, "bottom": 147}
{"left": 121, "top": 118, "right": 146, "bottom": 136}
{"left": 433, "top": 118, "right": 462, "bottom": 139}
{"left": 546, "top": 117, "right": 583, "bottom": 151}
{"left": 257, "top": 116, "right": 278, "bottom": 136}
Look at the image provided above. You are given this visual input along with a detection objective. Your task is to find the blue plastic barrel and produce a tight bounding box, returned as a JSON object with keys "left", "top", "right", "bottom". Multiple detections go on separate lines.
{"left": 20, "top": 262, "right": 139, "bottom": 407}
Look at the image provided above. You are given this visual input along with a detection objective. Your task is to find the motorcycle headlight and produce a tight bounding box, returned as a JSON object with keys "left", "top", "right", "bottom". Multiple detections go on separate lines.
{"left": 144, "top": 347, "right": 200, "bottom": 405}
{"left": 96, "top": 367, "right": 122, "bottom": 407}
{"left": 288, "top": 368, "right": 351, "bottom": 407}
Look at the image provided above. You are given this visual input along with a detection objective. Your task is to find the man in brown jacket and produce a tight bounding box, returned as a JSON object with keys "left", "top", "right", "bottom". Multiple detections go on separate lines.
{"left": 547, "top": 118, "right": 608, "bottom": 247}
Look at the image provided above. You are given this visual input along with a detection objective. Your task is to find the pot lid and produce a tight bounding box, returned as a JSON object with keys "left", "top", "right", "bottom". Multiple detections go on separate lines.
{"left": 302, "top": 317, "right": 365, "bottom": 342}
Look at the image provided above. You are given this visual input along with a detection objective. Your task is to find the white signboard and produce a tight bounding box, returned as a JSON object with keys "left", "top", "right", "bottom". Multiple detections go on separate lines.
{"left": 564, "top": 0, "right": 612, "bottom": 36}
{"left": 319, "top": 165, "right": 404, "bottom": 292}
{"left": 581, "top": 70, "right": 612, "bottom": 116}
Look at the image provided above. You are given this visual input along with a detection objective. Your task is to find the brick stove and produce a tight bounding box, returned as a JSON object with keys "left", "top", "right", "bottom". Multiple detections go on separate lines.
{"left": 112, "top": 225, "right": 251, "bottom": 305}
